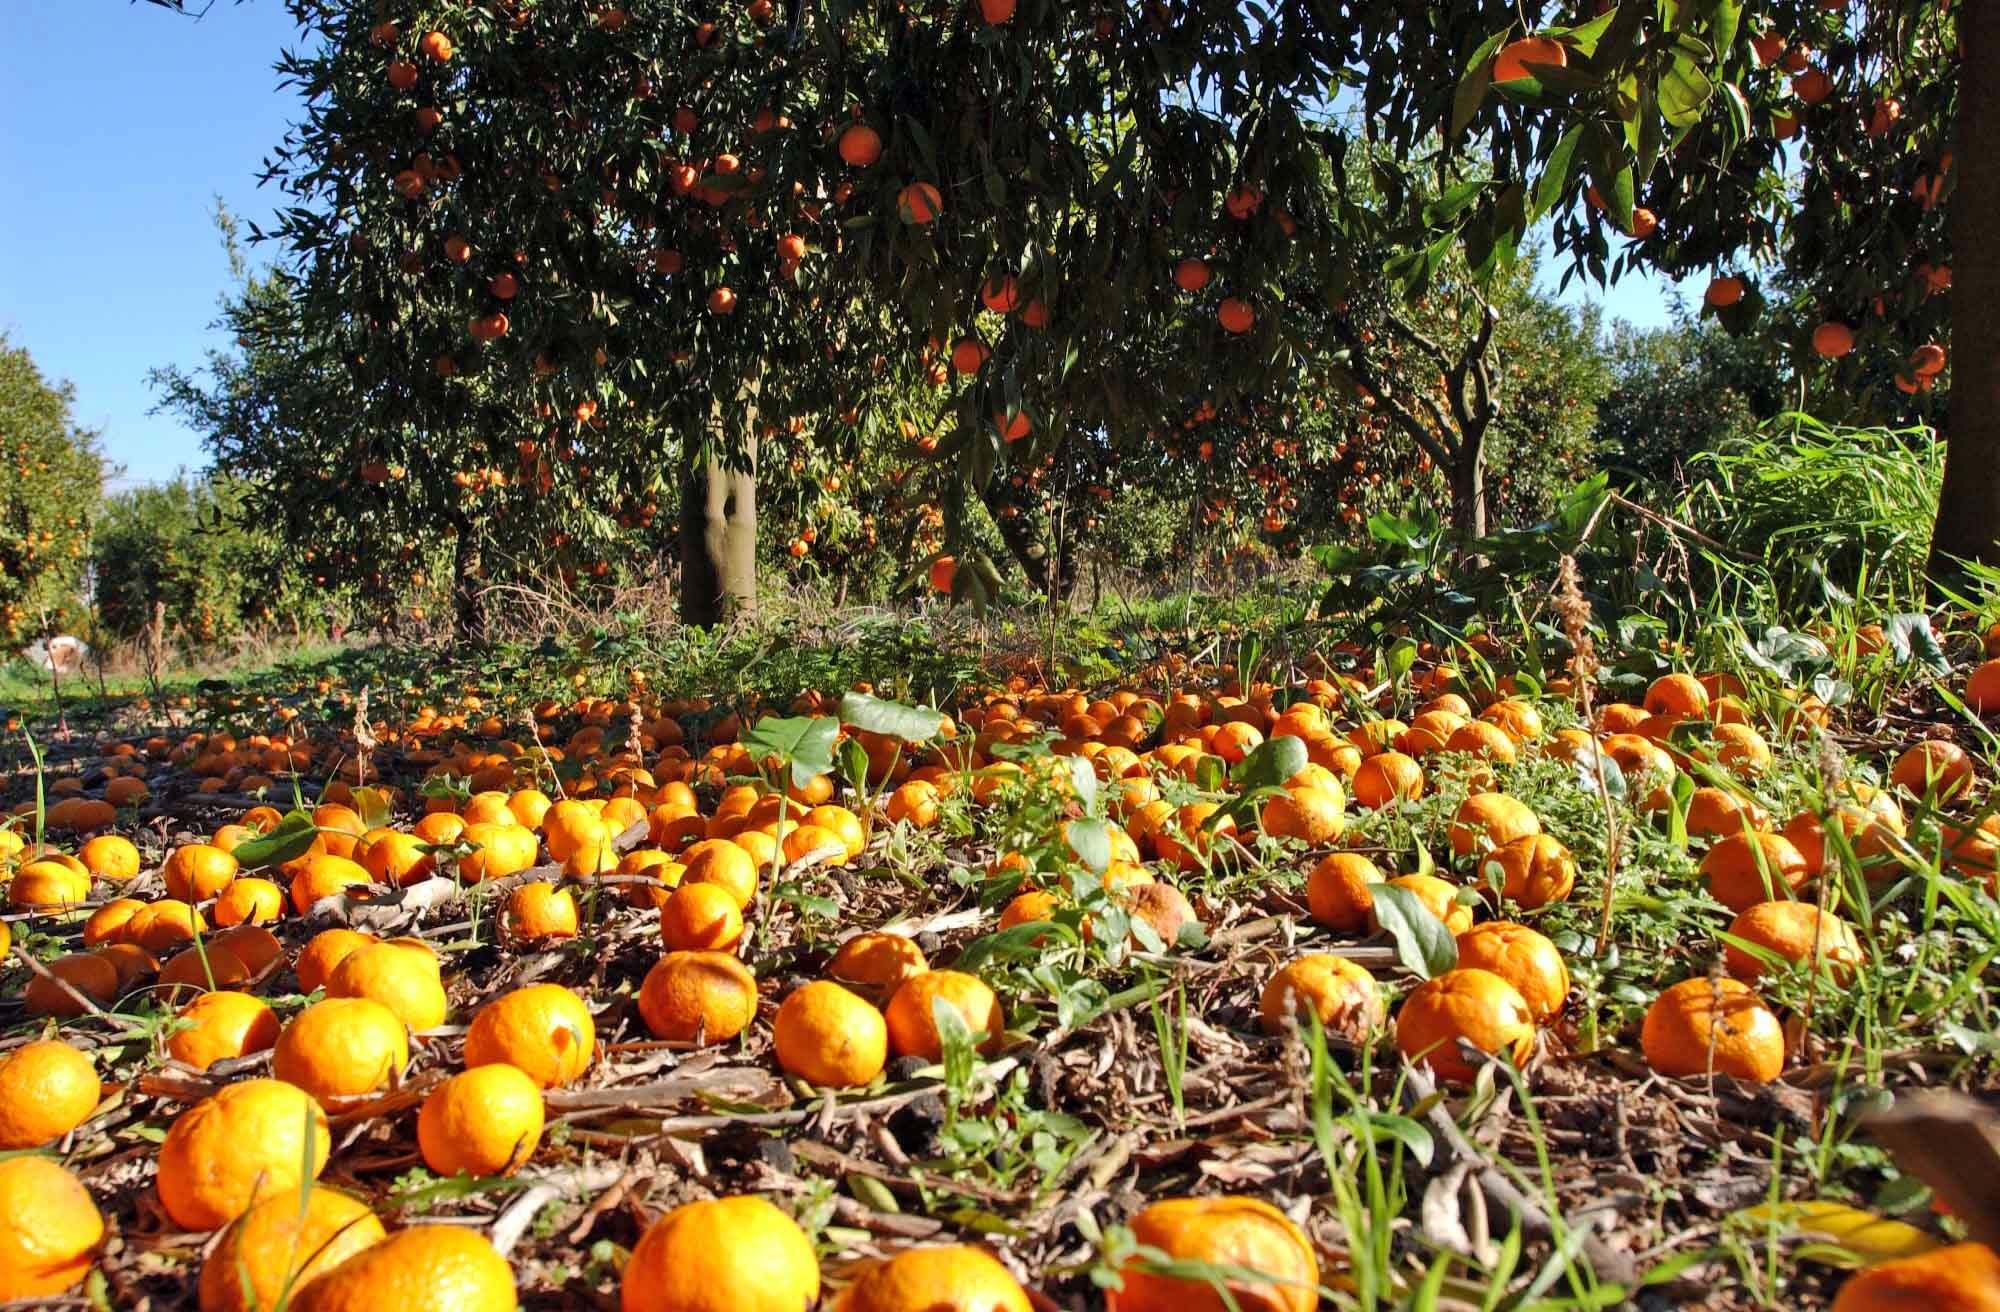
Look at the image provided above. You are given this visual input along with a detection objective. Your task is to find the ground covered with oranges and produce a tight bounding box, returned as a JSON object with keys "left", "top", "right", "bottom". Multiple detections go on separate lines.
{"left": 3, "top": 615, "right": 2000, "bottom": 1311}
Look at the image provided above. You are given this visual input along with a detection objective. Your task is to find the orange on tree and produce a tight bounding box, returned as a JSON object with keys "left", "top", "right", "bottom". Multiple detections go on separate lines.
{"left": 1640, "top": 976, "right": 1785, "bottom": 1083}
{"left": 774, "top": 980, "right": 888, "bottom": 1088}
{"left": 157, "top": 1077, "right": 331, "bottom": 1231}
{"left": 1109, "top": 1196, "right": 1318, "bottom": 1312}
{"left": 463, "top": 983, "right": 598, "bottom": 1088}
{"left": 291, "top": 1224, "right": 517, "bottom": 1312}
{"left": 418, "top": 1064, "right": 545, "bottom": 1177}
{"left": 886, "top": 969, "right": 1005, "bottom": 1059}
{"left": 0, "top": 1038, "right": 100, "bottom": 1149}
{"left": 0, "top": 1155, "right": 103, "bottom": 1301}
{"left": 198, "top": 1186, "right": 387, "bottom": 1312}
{"left": 272, "top": 997, "right": 411, "bottom": 1103}
{"left": 1394, "top": 967, "right": 1534, "bottom": 1085}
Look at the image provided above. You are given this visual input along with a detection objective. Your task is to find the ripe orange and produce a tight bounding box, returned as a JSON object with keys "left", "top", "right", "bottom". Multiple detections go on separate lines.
{"left": 199, "top": 1186, "right": 387, "bottom": 1312}
{"left": 1482, "top": 833, "right": 1576, "bottom": 909}
{"left": 463, "top": 983, "right": 597, "bottom": 1088}
{"left": 1394, "top": 967, "right": 1534, "bottom": 1085}
{"left": 1829, "top": 1242, "right": 2000, "bottom": 1312}
{"left": 506, "top": 881, "right": 580, "bottom": 941}
{"left": 680, "top": 839, "right": 760, "bottom": 908}
{"left": 827, "top": 931, "right": 930, "bottom": 1001}
{"left": 837, "top": 123, "right": 883, "bottom": 167}
{"left": 168, "top": 990, "right": 282, "bottom": 1071}
{"left": 158, "top": 1078, "right": 331, "bottom": 1231}
{"left": 296, "top": 928, "right": 377, "bottom": 993}
{"left": 886, "top": 970, "right": 1005, "bottom": 1059}
{"left": 326, "top": 941, "right": 449, "bottom": 1031}
{"left": 418, "top": 1064, "right": 545, "bottom": 1177}
{"left": 215, "top": 876, "right": 286, "bottom": 925}
{"left": 774, "top": 980, "right": 888, "bottom": 1087}
{"left": 1448, "top": 792, "right": 1541, "bottom": 858}
{"left": 1109, "top": 1196, "right": 1318, "bottom": 1312}
{"left": 78, "top": 834, "right": 140, "bottom": 880}
{"left": 622, "top": 1195, "right": 819, "bottom": 1312}
{"left": 886, "top": 779, "right": 941, "bottom": 827}
{"left": 0, "top": 1156, "right": 103, "bottom": 1300}
{"left": 1306, "top": 852, "right": 1380, "bottom": 931}
{"left": 1258, "top": 954, "right": 1383, "bottom": 1041}
{"left": 1492, "top": 35, "right": 1567, "bottom": 82}
{"left": 638, "top": 951, "right": 759, "bottom": 1043}
{"left": 1890, "top": 739, "right": 1974, "bottom": 799}
{"left": 272, "top": 997, "right": 411, "bottom": 1102}
{"left": 1684, "top": 787, "right": 1768, "bottom": 840}
{"left": 1351, "top": 751, "right": 1423, "bottom": 807}
{"left": 661, "top": 880, "right": 745, "bottom": 951}
{"left": 1453, "top": 922, "right": 1569, "bottom": 1022}
{"left": 83, "top": 896, "right": 146, "bottom": 946}
{"left": 459, "top": 822, "right": 539, "bottom": 879}
{"left": 1217, "top": 297, "right": 1255, "bottom": 334}
{"left": 25, "top": 952, "right": 119, "bottom": 1017}
{"left": 1642, "top": 977, "right": 1784, "bottom": 1082}
{"left": 289, "top": 853, "right": 372, "bottom": 913}
{"left": 1723, "top": 902, "right": 1863, "bottom": 984}
{"left": 1700, "top": 832, "right": 1809, "bottom": 913}
{"left": 0, "top": 1039, "right": 100, "bottom": 1148}
{"left": 833, "top": 1245, "right": 1030, "bottom": 1312}
{"left": 1812, "top": 321, "right": 1855, "bottom": 358}
{"left": 291, "top": 1225, "right": 516, "bottom": 1312}
{"left": 1379, "top": 872, "right": 1473, "bottom": 936}
{"left": 1258, "top": 784, "right": 1345, "bottom": 844}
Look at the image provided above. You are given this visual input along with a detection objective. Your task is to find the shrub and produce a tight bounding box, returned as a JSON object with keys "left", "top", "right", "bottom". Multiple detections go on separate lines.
{"left": 0, "top": 335, "right": 104, "bottom": 645}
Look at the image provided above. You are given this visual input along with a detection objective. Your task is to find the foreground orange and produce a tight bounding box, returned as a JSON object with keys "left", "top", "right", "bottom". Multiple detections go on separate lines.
{"left": 1109, "top": 1196, "right": 1319, "bottom": 1312}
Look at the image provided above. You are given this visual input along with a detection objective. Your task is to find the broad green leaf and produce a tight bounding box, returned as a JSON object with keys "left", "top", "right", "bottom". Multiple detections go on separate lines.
{"left": 1886, "top": 613, "right": 1950, "bottom": 675}
{"left": 1658, "top": 56, "right": 1714, "bottom": 127}
{"left": 1067, "top": 817, "right": 1112, "bottom": 874}
{"left": 351, "top": 786, "right": 395, "bottom": 829}
{"left": 230, "top": 810, "right": 319, "bottom": 869}
{"left": 1231, "top": 735, "right": 1309, "bottom": 793}
{"left": 1368, "top": 883, "right": 1459, "bottom": 978}
{"left": 740, "top": 714, "right": 840, "bottom": 788}
{"left": 839, "top": 691, "right": 943, "bottom": 743}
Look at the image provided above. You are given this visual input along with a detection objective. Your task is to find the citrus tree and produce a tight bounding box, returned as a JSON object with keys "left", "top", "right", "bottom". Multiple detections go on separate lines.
{"left": 0, "top": 335, "right": 104, "bottom": 648}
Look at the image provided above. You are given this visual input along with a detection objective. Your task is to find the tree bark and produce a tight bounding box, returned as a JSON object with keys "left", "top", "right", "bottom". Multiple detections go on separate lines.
{"left": 1450, "top": 425, "right": 1489, "bottom": 541}
{"left": 679, "top": 382, "right": 760, "bottom": 626}
{"left": 451, "top": 519, "right": 486, "bottom": 643}
{"left": 1929, "top": 4, "right": 2000, "bottom": 581}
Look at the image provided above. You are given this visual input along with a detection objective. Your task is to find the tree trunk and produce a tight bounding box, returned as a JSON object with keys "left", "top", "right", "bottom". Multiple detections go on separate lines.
{"left": 1929, "top": 4, "right": 2000, "bottom": 581}
{"left": 451, "top": 520, "right": 486, "bottom": 643}
{"left": 1450, "top": 428, "right": 1489, "bottom": 540}
{"left": 678, "top": 384, "right": 760, "bottom": 626}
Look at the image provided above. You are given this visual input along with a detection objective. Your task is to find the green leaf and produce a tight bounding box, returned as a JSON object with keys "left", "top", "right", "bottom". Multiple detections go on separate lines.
{"left": 1067, "top": 756, "right": 1101, "bottom": 815}
{"left": 838, "top": 692, "right": 943, "bottom": 743}
{"left": 1452, "top": 29, "right": 1509, "bottom": 137}
{"left": 1658, "top": 56, "right": 1714, "bottom": 127}
{"left": 1531, "top": 125, "right": 1583, "bottom": 221}
{"left": 740, "top": 715, "right": 839, "bottom": 788}
{"left": 1886, "top": 614, "right": 1950, "bottom": 675}
{"left": 1231, "top": 735, "right": 1308, "bottom": 792}
{"left": 230, "top": 810, "right": 319, "bottom": 869}
{"left": 1067, "top": 817, "right": 1112, "bottom": 874}
{"left": 1368, "top": 883, "right": 1459, "bottom": 978}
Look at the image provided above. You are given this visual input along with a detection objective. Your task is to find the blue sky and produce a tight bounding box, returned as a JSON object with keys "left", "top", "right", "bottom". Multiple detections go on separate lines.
{"left": 2, "top": 2, "right": 1686, "bottom": 493}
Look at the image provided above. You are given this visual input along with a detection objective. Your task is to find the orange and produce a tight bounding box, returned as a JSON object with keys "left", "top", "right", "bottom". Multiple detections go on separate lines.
{"left": 827, "top": 932, "right": 930, "bottom": 1001}
{"left": 680, "top": 839, "right": 760, "bottom": 908}
{"left": 97, "top": 942, "right": 158, "bottom": 989}
{"left": 781, "top": 822, "right": 848, "bottom": 865}
{"left": 459, "top": 821, "right": 539, "bottom": 880}
{"left": 1453, "top": 922, "right": 1569, "bottom": 1022}
{"left": 1258, "top": 785, "right": 1345, "bottom": 844}
{"left": 1480, "top": 699, "right": 1544, "bottom": 742}
{"left": 25, "top": 952, "right": 119, "bottom": 1017}
{"left": 1723, "top": 902, "right": 1863, "bottom": 983}
{"left": 0, "top": 1039, "right": 100, "bottom": 1148}
{"left": 272, "top": 997, "right": 411, "bottom": 1102}
{"left": 1351, "top": 751, "right": 1423, "bottom": 807}
{"left": 1482, "top": 834, "right": 1575, "bottom": 909}
{"left": 78, "top": 834, "right": 141, "bottom": 880}
{"left": 506, "top": 881, "right": 580, "bottom": 940}
{"left": 1258, "top": 954, "right": 1383, "bottom": 1041}
{"left": 1379, "top": 872, "right": 1473, "bottom": 936}
{"left": 885, "top": 780, "right": 940, "bottom": 827}
{"left": 198, "top": 1186, "right": 387, "bottom": 1312}
{"left": 1710, "top": 722, "right": 1772, "bottom": 775}
{"left": 774, "top": 980, "right": 888, "bottom": 1087}
{"left": 326, "top": 942, "right": 448, "bottom": 1031}
{"left": 1643, "top": 672, "right": 1710, "bottom": 718}
{"left": 1109, "top": 1196, "right": 1318, "bottom": 1312}
{"left": 463, "top": 983, "right": 597, "bottom": 1087}
{"left": 1700, "top": 832, "right": 1809, "bottom": 913}
{"left": 1640, "top": 976, "right": 1784, "bottom": 1082}
{"left": 803, "top": 804, "right": 866, "bottom": 860}
{"left": 215, "top": 876, "right": 285, "bottom": 925}
{"left": 542, "top": 799, "right": 605, "bottom": 862}
{"left": 1394, "top": 967, "right": 1534, "bottom": 1085}
{"left": 622, "top": 1195, "right": 819, "bottom": 1312}
{"left": 168, "top": 990, "right": 282, "bottom": 1071}
{"left": 1829, "top": 1242, "right": 2000, "bottom": 1312}
{"left": 1492, "top": 35, "right": 1567, "bottom": 82}
{"left": 311, "top": 804, "right": 367, "bottom": 859}
{"left": 832, "top": 1245, "right": 1030, "bottom": 1312}
{"left": 418, "top": 1064, "right": 545, "bottom": 1176}
{"left": 1306, "top": 852, "right": 1381, "bottom": 931}
{"left": 1446, "top": 720, "right": 1518, "bottom": 763}
{"left": 157, "top": 1078, "right": 331, "bottom": 1230}
{"left": 213, "top": 922, "right": 284, "bottom": 975}
{"left": 291, "top": 1224, "right": 516, "bottom": 1312}
{"left": 1153, "top": 802, "right": 1236, "bottom": 871}
{"left": 1891, "top": 739, "right": 1975, "bottom": 799}
{"left": 158, "top": 942, "right": 253, "bottom": 992}
{"left": 127, "top": 898, "right": 208, "bottom": 954}
{"left": 507, "top": 787, "right": 554, "bottom": 829}
{"left": 1123, "top": 881, "right": 1197, "bottom": 948}
{"left": 163, "top": 844, "right": 241, "bottom": 908}
{"left": 638, "top": 951, "right": 759, "bottom": 1043}
{"left": 360, "top": 830, "right": 434, "bottom": 885}
{"left": 296, "top": 928, "right": 378, "bottom": 992}
{"left": 289, "top": 852, "right": 372, "bottom": 913}
{"left": 885, "top": 969, "right": 1005, "bottom": 1059}
{"left": 661, "top": 880, "right": 745, "bottom": 951}
{"left": 1684, "top": 787, "right": 1769, "bottom": 840}
{"left": 9, "top": 860, "right": 88, "bottom": 908}
{"left": 1448, "top": 792, "right": 1541, "bottom": 858}
{"left": 83, "top": 896, "right": 146, "bottom": 946}
{"left": 0, "top": 1156, "right": 103, "bottom": 1300}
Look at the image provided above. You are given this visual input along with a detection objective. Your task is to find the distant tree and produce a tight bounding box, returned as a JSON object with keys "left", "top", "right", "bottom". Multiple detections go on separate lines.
{"left": 1595, "top": 313, "right": 1789, "bottom": 489}
{"left": 0, "top": 335, "right": 105, "bottom": 646}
